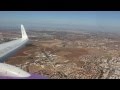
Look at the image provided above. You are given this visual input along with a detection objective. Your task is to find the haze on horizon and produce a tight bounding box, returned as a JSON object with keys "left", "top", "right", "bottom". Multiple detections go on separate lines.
{"left": 0, "top": 11, "right": 120, "bottom": 32}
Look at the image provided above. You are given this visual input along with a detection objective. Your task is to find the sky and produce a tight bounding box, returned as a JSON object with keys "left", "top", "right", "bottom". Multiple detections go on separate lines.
{"left": 0, "top": 11, "right": 120, "bottom": 32}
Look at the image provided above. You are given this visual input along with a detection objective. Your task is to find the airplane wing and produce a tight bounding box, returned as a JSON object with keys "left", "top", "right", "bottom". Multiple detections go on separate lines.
{"left": 0, "top": 24, "right": 29, "bottom": 62}
{"left": 0, "top": 25, "right": 47, "bottom": 79}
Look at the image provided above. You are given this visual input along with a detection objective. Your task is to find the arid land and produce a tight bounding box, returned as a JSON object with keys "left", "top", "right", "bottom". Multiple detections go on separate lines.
{"left": 2, "top": 30, "right": 120, "bottom": 79}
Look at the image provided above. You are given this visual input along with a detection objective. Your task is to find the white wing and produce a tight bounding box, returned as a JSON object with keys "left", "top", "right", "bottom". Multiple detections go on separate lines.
{"left": 0, "top": 24, "right": 29, "bottom": 62}
{"left": 0, "top": 24, "right": 31, "bottom": 78}
{"left": 0, "top": 25, "right": 47, "bottom": 79}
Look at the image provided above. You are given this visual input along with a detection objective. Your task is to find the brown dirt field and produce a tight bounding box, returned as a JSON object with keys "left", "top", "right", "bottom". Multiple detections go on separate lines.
{"left": 6, "top": 40, "right": 89, "bottom": 68}
{"left": 14, "top": 49, "right": 28, "bottom": 57}
{"left": 6, "top": 57, "right": 29, "bottom": 65}
{"left": 5, "top": 45, "right": 36, "bottom": 65}
{"left": 11, "top": 43, "right": 37, "bottom": 57}
{"left": 55, "top": 48, "right": 89, "bottom": 60}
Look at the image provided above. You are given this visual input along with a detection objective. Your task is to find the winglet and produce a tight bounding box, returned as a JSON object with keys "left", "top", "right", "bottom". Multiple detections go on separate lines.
{"left": 21, "top": 24, "right": 28, "bottom": 40}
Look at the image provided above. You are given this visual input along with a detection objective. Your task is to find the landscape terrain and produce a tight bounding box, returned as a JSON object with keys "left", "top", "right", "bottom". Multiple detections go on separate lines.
{"left": 1, "top": 29, "right": 120, "bottom": 79}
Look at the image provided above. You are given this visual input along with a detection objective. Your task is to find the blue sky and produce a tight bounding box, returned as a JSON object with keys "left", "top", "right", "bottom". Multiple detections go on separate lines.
{"left": 0, "top": 11, "right": 120, "bottom": 31}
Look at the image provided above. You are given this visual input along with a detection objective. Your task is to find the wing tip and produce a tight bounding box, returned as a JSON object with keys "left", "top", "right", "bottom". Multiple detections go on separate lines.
{"left": 21, "top": 24, "right": 28, "bottom": 40}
